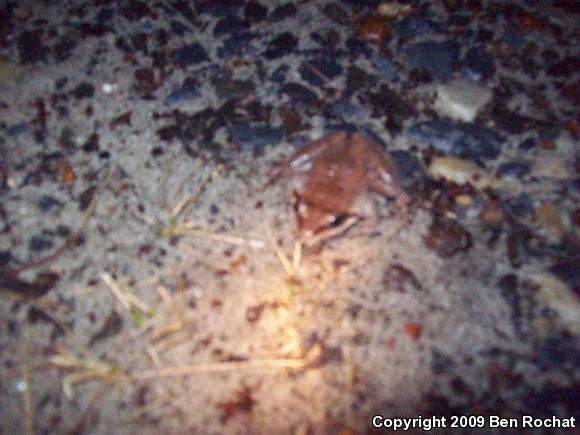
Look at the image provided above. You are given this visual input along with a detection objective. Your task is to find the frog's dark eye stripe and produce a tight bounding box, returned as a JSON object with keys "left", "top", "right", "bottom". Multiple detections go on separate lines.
{"left": 328, "top": 214, "right": 349, "bottom": 227}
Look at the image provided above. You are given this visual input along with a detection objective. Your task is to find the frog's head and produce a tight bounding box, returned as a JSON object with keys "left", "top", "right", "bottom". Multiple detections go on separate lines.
{"left": 293, "top": 192, "right": 359, "bottom": 245}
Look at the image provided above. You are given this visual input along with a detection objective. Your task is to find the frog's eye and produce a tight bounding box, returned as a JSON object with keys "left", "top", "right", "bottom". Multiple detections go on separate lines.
{"left": 327, "top": 214, "right": 348, "bottom": 226}
{"left": 293, "top": 195, "right": 310, "bottom": 217}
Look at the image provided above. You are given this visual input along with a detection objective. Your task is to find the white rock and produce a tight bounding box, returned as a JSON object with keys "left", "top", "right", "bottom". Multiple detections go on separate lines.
{"left": 434, "top": 79, "right": 492, "bottom": 122}
{"left": 532, "top": 273, "right": 580, "bottom": 333}
{"left": 532, "top": 155, "right": 571, "bottom": 179}
{"left": 428, "top": 156, "right": 501, "bottom": 189}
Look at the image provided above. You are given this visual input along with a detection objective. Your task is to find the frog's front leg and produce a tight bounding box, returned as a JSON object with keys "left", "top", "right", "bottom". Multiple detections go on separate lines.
{"left": 361, "top": 139, "right": 410, "bottom": 212}
{"left": 351, "top": 191, "right": 378, "bottom": 234}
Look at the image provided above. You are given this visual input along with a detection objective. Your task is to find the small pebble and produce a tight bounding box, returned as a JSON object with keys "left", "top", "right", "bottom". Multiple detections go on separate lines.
{"left": 38, "top": 194, "right": 64, "bottom": 212}
{"left": 102, "top": 83, "right": 118, "bottom": 94}
{"left": 405, "top": 41, "right": 460, "bottom": 81}
{"left": 355, "top": 15, "right": 391, "bottom": 44}
{"left": 408, "top": 119, "right": 503, "bottom": 161}
{"left": 434, "top": 79, "right": 492, "bottom": 122}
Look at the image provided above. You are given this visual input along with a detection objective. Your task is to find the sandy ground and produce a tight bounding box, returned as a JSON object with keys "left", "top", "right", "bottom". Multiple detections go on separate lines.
{"left": 0, "top": 0, "right": 579, "bottom": 434}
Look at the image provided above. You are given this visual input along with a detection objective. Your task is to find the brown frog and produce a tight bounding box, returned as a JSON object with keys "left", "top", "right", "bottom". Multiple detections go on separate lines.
{"left": 269, "top": 130, "right": 410, "bottom": 245}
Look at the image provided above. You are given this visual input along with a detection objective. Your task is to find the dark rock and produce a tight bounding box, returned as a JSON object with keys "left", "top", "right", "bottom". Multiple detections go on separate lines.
{"left": 264, "top": 32, "right": 298, "bottom": 60}
{"left": 78, "top": 185, "right": 97, "bottom": 211}
{"left": 431, "top": 349, "right": 454, "bottom": 374}
{"left": 82, "top": 132, "right": 100, "bottom": 153}
{"left": 55, "top": 77, "right": 68, "bottom": 90}
{"left": 170, "top": 20, "right": 189, "bottom": 36}
{"left": 322, "top": 3, "right": 349, "bottom": 24}
{"left": 244, "top": 1, "right": 267, "bottom": 22}
{"left": 497, "top": 274, "right": 522, "bottom": 332}
{"left": 72, "top": 82, "right": 95, "bottom": 99}
{"left": 366, "top": 85, "right": 414, "bottom": 131}
{"left": 280, "top": 82, "right": 318, "bottom": 106}
{"left": 498, "top": 161, "right": 530, "bottom": 178}
{"left": 53, "top": 38, "right": 76, "bottom": 62}
{"left": 218, "top": 31, "right": 254, "bottom": 57}
{"left": 90, "top": 310, "right": 123, "bottom": 345}
{"left": 501, "top": 29, "right": 525, "bottom": 47}
{"left": 166, "top": 77, "right": 200, "bottom": 104}
{"left": 536, "top": 337, "right": 579, "bottom": 369}
{"left": 491, "top": 105, "right": 527, "bottom": 135}
{"left": 6, "top": 122, "right": 29, "bottom": 137}
{"left": 383, "top": 263, "right": 422, "bottom": 293}
{"left": 278, "top": 105, "right": 304, "bottom": 135}
{"left": 325, "top": 100, "right": 365, "bottom": 119}
{"left": 345, "top": 65, "right": 376, "bottom": 94}
{"left": 38, "top": 195, "right": 64, "bottom": 212}
{"left": 299, "top": 58, "right": 342, "bottom": 87}
{"left": 518, "top": 138, "right": 536, "bottom": 150}
{"left": 115, "top": 36, "right": 133, "bottom": 54}
{"left": 424, "top": 215, "right": 472, "bottom": 258}
{"left": 527, "top": 383, "right": 580, "bottom": 418}
{"left": 550, "top": 260, "right": 580, "bottom": 295}
{"left": 195, "top": 0, "right": 243, "bottom": 16}
{"left": 506, "top": 224, "right": 539, "bottom": 269}
{"left": 390, "top": 150, "right": 425, "bottom": 184}
{"left": 269, "top": 3, "right": 297, "bottom": 21}
{"left": 29, "top": 235, "right": 54, "bottom": 253}
{"left": 396, "top": 16, "right": 438, "bottom": 38}
{"left": 77, "top": 22, "right": 111, "bottom": 38}
{"left": 54, "top": 224, "right": 71, "bottom": 237}
{"left": 157, "top": 125, "right": 180, "bottom": 142}
{"left": 131, "top": 32, "right": 149, "bottom": 54}
{"left": 339, "top": 0, "right": 377, "bottom": 10}
{"left": 311, "top": 30, "right": 341, "bottom": 48}
{"left": 229, "top": 123, "right": 283, "bottom": 153}
{"left": 17, "top": 31, "right": 47, "bottom": 64}
{"left": 96, "top": 7, "right": 114, "bottom": 22}
{"left": 211, "top": 75, "right": 254, "bottom": 101}
{"left": 110, "top": 112, "right": 132, "bottom": 129}
{"left": 405, "top": 41, "right": 459, "bottom": 81}
{"left": 210, "top": 203, "right": 220, "bottom": 215}
{"left": 408, "top": 119, "right": 504, "bottom": 161}
{"left": 0, "top": 250, "right": 11, "bottom": 268}
{"left": 134, "top": 68, "right": 159, "bottom": 94}
{"left": 502, "top": 193, "right": 533, "bottom": 219}
{"left": 59, "top": 127, "right": 76, "bottom": 149}
{"left": 121, "top": 0, "right": 151, "bottom": 20}
{"left": 271, "top": 65, "right": 289, "bottom": 83}
{"left": 372, "top": 56, "right": 398, "bottom": 81}
{"left": 345, "top": 36, "right": 372, "bottom": 57}
{"left": 214, "top": 14, "right": 247, "bottom": 36}
{"left": 547, "top": 56, "right": 580, "bottom": 77}
{"left": 28, "top": 306, "right": 54, "bottom": 324}
{"left": 170, "top": 42, "right": 209, "bottom": 67}
{"left": 462, "top": 46, "right": 496, "bottom": 81}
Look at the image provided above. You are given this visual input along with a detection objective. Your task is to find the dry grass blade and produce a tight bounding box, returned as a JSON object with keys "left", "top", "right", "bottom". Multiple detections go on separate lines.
{"left": 100, "top": 271, "right": 153, "bottom": 315}
{"left": 169, "top": 168, "right": 213, "bottom": 219}
{"left": 292, "top": 240, "right": 302, "bottom": 272}
{"left": 23, "top": 320, "right": 34, "bottom": 435}
{"left": 132, "top": 357, "right": 307, "bottom": 381}
{"left": 166, "top": 221, "right": 265, "bottom": 248}
{"left": 264, "top": 223, "right": 295, "bottom": 278}
{"left": 50, "top": 353, "right": 127, "bottom": 399}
